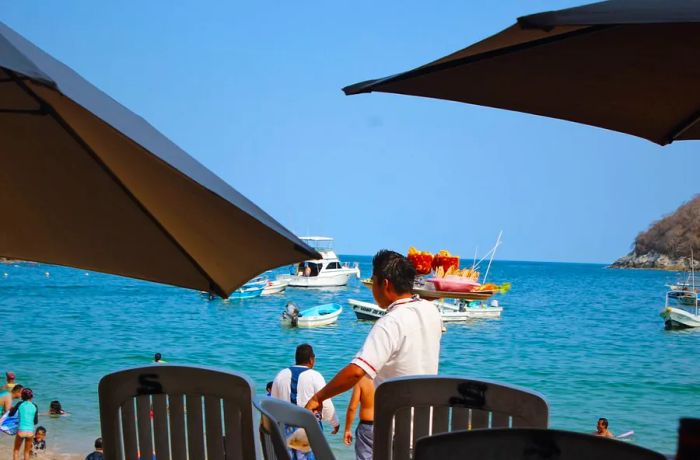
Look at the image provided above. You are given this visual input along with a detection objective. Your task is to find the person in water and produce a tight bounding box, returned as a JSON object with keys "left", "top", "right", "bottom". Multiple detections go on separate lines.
{"left": 271, "top": 344, "right": 339, "bottom": 459}
{"left": 306, "top": 250, "right": 443, "bottom": 415}
{"left": 3, "top": 371, "right": 17, "bottom": 392}
{"left": 48, "top": 401, "right": 68, "bottom": 416}
{"left": 12, "top": 388, "right": 38, "bottom": 460}
{"left": 343, "top": 376, "right": 375, "bottom": 460}
{"left": 266, "top": 381, "right": 273, "bottom": 397}
{"left": 594, "top": 417, "right": 614, "bottom": 438}
{"left": 153, "top": 353, "right": 167, "bottom": 364}
{"left": 85, "top": 437, "right": 104, "bottom": 460}
{"left": 32, "top": 426, "right": 46, "bottom": 455}
{"left": 2, "top": 384, "right": 23, "bottom": 416}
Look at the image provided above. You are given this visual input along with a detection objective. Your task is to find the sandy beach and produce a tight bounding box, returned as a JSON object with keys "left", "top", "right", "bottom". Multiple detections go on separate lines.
{"left": 0, "top": 441, "right": 81, "bottom": 460}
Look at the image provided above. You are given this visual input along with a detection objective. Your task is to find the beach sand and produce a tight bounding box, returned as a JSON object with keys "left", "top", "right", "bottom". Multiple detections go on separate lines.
{"left": 0, "top": 440, "right": 82, "bottom": 460}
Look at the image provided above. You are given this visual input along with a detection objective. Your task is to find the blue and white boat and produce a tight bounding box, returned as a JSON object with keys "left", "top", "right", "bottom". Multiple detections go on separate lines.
{"left": 228, "top": 281, "right": 264, "bottom": 300}
{"left": 281, "top": 302, "right": 342, "bottom": 328}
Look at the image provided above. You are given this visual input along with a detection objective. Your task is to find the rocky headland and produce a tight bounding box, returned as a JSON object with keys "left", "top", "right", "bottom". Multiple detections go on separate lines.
{"left": 611, "top": 194, "right": 699, "bottom": 271}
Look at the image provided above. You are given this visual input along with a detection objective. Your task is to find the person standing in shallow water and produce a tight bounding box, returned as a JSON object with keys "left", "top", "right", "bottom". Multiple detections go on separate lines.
{"left": 343, "top": 376, "right": 375, "bottom": 460}
{"left": 85, "top": 437, "right": 104, "bottom": 460}
{"left": 305, "top": 250, "right": 443, "bottom": 413}
{"left": 12, "top": 388, "right": 38, "bottom": 460}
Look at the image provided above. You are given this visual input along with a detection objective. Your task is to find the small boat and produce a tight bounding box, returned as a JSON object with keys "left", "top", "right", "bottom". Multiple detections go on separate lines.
{"left": 262, "top": 279, "right": 288, "bottom": 296}
{"left": 282, "top": 237, "right": 361, "bottom": 288}
{"left": 349, "top": 298, "right": 502, "bottom": 322}
{"left": 435, "top": 299, "right": 503, "bottom": 321}
{"left": 281, "top": 302, "right": 342, "bottom": 328}
{"left": 228, "top": 282, "right": 264, "bottom": 300}
{"left": 661, "top": 291, "right": 700, "bottom": 329}
{"left": 349, "top": 299, "right": 386, "bottom": 320}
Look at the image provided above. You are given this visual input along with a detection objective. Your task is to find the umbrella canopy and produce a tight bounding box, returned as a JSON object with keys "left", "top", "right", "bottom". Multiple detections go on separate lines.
{"left": 0, "top": 21, "right": 319, "bottom": 298}
{"left": 344, "top": 0, "right": 700, "bottom": 145}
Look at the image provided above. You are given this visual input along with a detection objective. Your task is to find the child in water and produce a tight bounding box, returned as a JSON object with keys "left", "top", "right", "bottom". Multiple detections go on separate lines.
{"left": 48, "top": 401, "right": 68, "bottom": 416}
{"left": 32, "top": 426, "right": 46, "bottom": 456}
{"left": 12, "top": 388, "right": 38, "bottom": 460}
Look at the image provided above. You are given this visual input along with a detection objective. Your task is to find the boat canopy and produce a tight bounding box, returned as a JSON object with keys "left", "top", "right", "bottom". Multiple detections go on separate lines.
{"left": 298, "top": 236, "right": 335, "bottom": 251}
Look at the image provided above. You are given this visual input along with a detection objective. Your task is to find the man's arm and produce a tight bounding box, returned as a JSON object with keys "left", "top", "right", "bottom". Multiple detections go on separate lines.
{"left": 305, "top": 363, "right": 366, "bottom": 412}
{"left": 343, "top": 384, "right": 362, "bottom": 445}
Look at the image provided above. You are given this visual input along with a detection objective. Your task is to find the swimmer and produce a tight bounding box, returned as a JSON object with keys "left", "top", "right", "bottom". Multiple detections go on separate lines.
{"left": 43, "top": 400, "right": 69, "bottom": 417}
{"left": 153, "top": 353, "right": 167, "bottom": 364}
{"left": 594, "top": 417, "right": 614, "bottom": 438}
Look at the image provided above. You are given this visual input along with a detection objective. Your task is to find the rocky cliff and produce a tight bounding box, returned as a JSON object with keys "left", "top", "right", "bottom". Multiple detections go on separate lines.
{"left": 611, "top": 194, "right": 700, "bottom": 270}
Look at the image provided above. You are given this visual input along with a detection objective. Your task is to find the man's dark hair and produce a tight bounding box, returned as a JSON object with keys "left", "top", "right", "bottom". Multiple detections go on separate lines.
{"left": 154, "top": 353, "right": 162, "bottom": 362}
{"left": 599, "top": 418, "right": 608, "bottom": 428}
{"left": 372, "top": 250, "right": 416, "bottom": 294}
{"left": 36, "top": 426, "right": 46, "bottom": 434}
{"left": 95, "top": 437, "right": 103, "bottom": 449}
{"left": 295, "top": 344, "right": 315, "bottom": 365}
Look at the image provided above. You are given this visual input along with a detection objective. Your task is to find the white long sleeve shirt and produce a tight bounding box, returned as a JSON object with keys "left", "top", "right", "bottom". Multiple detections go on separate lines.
{"left": 271, "top": 365, "right": 339, "bottom": 427}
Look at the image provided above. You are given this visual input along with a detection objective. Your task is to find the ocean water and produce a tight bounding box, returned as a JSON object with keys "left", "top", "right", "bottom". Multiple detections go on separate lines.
{"left": 1, "top": 257, "right": 698, "bottom": 457}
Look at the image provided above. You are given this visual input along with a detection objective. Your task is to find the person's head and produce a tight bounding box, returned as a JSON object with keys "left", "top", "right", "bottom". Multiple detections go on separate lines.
{"left": 295, "top": 344, "right": 315, "bottom": 368}
{"left": 34, "top": 427, "right": 46, "bottom": 442}
{"left": 371, "top": 250, "right": 416, "bottom": 307}
{"left": 21, "top": 387, "right": 33, "bottom": 401}
{"left": 597, "top": 418, "right": 609, "bottom": 431}
{"left": 94, "top": 437, "right": 103, "bottom": 451}
{"left": 49, "top": 400, "right": 63, "bottom": 414}
{"left": 5, "top": 371, "right": 15, "bottom": 383}
{"left": 266, "top": 381, "right": 273, "bottom": 394}
{"left": 154, "top": 353, "right": 162, "bottom": 362}
{"left": 11, "top": 384, "right": 23, "bottom": 398}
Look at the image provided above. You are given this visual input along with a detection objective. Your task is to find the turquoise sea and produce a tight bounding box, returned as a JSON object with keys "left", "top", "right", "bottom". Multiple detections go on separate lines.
{"left": 1, "top": 257, "right": 698, "bottom": 457}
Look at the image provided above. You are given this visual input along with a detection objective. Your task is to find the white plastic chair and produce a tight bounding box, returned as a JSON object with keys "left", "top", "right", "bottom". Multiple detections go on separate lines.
{"left": 414, "top": 428, "right": 666, "bottom": 460}
{"left": 98, "top": 365, "right": 256, "bottom": 460}
{"left": 254, "top": 396, "right": 335, "bottom": 460}
{"left": 374, "top": 376, "right": 549, "bottom": 460}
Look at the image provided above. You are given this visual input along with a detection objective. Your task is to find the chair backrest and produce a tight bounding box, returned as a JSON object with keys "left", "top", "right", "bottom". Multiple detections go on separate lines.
{"left": 414, "top": 428, "right": 666, "bottom": 460}
{"left": 253, "top": 397, "right": 335, "bottom": 460}
{"left": 374, "top": 376, "right": 548, "bottom": 460}
{"left": 98, "top": 365, "right": 256, "bottom": 460}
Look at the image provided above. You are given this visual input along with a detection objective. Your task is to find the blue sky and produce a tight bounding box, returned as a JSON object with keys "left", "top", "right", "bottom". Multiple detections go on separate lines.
{"left": 4, "top": 1, "right": 698, "bottom": 263}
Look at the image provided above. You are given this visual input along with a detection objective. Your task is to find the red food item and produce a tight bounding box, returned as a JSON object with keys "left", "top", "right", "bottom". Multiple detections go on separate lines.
{"left": 432, "top": 255, "right": 460, "bottom": 273}
{"left": 408, "top": 253, "right": 433, "bottom": 275}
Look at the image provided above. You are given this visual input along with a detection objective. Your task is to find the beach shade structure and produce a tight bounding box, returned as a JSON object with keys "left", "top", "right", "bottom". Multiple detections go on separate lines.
{"left": 343, "top": 0, "right": 700, "bottom": 146}
{"left": 0, "top": 21, "right": 319, "bottom": 298}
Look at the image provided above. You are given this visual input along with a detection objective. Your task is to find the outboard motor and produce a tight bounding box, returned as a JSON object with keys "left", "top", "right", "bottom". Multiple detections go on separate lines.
{"left": 285, "top": 301, "right": 300, "bottom": 327}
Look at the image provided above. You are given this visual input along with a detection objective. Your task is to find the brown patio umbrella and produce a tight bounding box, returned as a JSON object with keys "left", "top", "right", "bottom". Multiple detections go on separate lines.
{"left": 0, "top": 21, "right": 319, "bottom": 298}
{"left": 343, "top": 0, "right": 700, "bottom": 146}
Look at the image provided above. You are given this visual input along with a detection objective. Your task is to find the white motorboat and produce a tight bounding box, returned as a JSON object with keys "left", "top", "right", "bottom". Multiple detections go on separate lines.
{"left": 661, "top": 291, "right": 700, "bottom": 329}
{"left": 281, "top": 302, "right": 343, "bottom": 328}
{"left": 284, "top": 237, "right": 360, "bottom": 288}
{"left": 349, "top": 298, "right": 502, "bottom": 322}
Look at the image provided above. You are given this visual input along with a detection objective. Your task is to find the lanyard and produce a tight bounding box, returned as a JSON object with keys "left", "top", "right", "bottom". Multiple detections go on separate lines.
{"left": 387, "top": 295, "right": 420, "bottom": 313}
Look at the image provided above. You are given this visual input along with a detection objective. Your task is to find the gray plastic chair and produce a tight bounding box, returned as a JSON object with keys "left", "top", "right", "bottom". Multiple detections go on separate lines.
{"left": 254, "top": 396, "right": 335, "bottom": 460}
{"left": 414, "top": 428, "right": 666, "bottom": 460}
{"left": 98, "top": 365, "right": 256, "bottom": 460}
{"left": 374, "top": 376, "right": 549, "bottom": 460}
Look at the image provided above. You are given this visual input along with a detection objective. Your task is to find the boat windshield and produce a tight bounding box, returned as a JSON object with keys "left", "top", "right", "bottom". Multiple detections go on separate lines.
{"left": 299, "top": 237, "right": 334, "bottom": 252}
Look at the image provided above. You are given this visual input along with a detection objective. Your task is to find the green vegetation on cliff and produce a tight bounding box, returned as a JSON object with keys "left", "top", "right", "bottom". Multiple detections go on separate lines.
{"left": 633, "top": 194, "right": 700, "bottom": 258}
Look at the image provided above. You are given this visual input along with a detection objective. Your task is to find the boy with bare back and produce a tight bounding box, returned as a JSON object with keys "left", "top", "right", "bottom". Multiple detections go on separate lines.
{"left": 343, "top": 376, "right": 375, "bottom": 460}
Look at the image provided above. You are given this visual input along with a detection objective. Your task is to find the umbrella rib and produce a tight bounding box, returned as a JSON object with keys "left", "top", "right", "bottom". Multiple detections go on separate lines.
{"left": 6, "top": 70, "right": 230, "bottom": 299}
{"left": 343, "top": 24, "right": 612, "bottom": 95}
{"left": 665, "top": 109, "right": 700, "bottom": 145}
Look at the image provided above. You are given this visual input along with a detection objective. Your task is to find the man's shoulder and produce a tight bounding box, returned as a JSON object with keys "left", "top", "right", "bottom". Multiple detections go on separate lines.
{"left": 273, "top": 367, "right": 292, "bottom": 381}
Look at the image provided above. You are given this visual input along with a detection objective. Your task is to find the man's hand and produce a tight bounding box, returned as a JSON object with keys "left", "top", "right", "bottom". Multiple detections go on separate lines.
{"left": 331, "top": 424, "right": 340, "bottom": 435}
{"left": 304, "top": 395, "right": 322, "bottom": 414}
{"left": 343, "top": 430, "right": 353, "bottom": 445}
